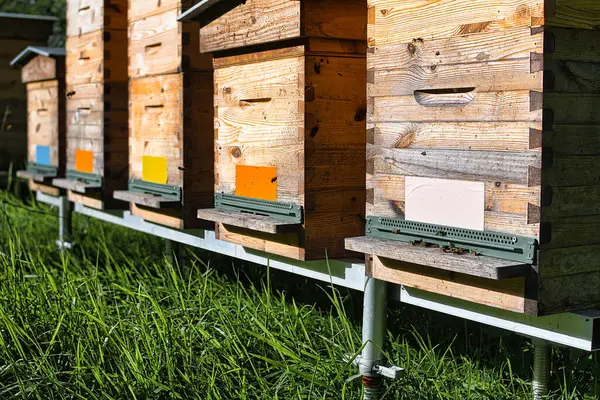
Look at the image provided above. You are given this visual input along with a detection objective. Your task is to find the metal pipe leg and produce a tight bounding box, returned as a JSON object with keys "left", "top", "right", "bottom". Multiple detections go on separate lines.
{"left": 361, "top": 276, "right": 387, "bottom": 399}
{"left": 57, "top": 196, "right": 72, "bottom": 251}
{"left": 532, "top": 338, "right": 550, "bottom": 400}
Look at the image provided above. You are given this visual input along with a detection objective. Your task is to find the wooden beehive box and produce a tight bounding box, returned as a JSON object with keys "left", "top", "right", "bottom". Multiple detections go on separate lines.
{"left": 0, "top": 13, "right": 56, "bottom": 173}
{"left": 345, "top": 0, "right": 600, "bottom": 316}
{"left": 198, "top": 0, "right": 366, "bottom": 53}
{"left": 197, "top": 39, "right": 367, "bottom": 260}
{"left": 112, "top": 0, "right": 213, "bottom": 229}
{"left": 52, "top": 0, "right": 129, "bottom": 210}
{"left": 12, "top": 47, "right": 66, "bottom": 196}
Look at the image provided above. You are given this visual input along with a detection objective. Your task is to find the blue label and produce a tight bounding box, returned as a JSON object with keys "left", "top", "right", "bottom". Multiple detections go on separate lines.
{"left": 35, "top": 145, "right": 51, "bottom": 166}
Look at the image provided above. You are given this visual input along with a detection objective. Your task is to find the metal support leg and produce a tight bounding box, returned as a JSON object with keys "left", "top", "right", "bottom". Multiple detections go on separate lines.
{"left": 361, "top": 277, "right": 387, "bottom": 399}
{"left": 57, "top": 196, "right": 72, "bottom": 251}
{"left": 165, "top": 239, "right": 187, "bottom": 268}
{"left": 532, "top": 338, "right": 550, "bottom": 400}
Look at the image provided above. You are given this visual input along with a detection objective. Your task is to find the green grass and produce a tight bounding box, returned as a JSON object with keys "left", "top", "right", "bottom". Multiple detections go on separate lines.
{"left": 0, "top": 189, "right": 599, "bottom": 399}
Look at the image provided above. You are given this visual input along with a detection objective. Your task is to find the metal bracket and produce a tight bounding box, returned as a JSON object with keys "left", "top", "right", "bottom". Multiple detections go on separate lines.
{"left": 66, "top": 169, "right": 102, "bottom": 186}
{"left": 215, "top": 193, "right": 303, "bottom": 224}
{"left": 347, "top": 355, "right": 404, "bottom": 381}
{"left": 27, "top": 163, "right": 57, "bottom": 178}
{"left": 128, "top": 179, "right": 181, "bottom": 202}
{"left": 366, "top": 216, "right": 537, "bottom": 264}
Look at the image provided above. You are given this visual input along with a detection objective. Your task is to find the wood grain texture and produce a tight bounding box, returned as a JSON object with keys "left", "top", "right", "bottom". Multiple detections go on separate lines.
{"left": 363, "top": 0, "right": 600, "bottom": 314}
{"left": 200, "top": 0, "right": 366, "bottom": 53}
{"left": 198, "top": 209, "right": 300, "bottom": 234}
{"left": 129, "top": 0, "right": 197, "bottom": 22}
{"left": 216, "top": 222, "right": 305, "bottom": 260}
{"left": 113, "top": 190, "right": 180, "bottom": 208}
{"left": 367, "top": 0, "right": 544, "bottom": 46}
{"left": 128, "top": 72, "right": 213, "bottom": 229}
{"left": 67, "top": 30, "right": 128, "bottom": 86}
{"left": 22, "top": 55, "right": 57, "bottom": 83}
{"left": 128, "top": 10, "right": 211, "bottom": 78}
{"left": 67, "top": 0, "right": 128, "bottom": 36}
{"left": 346, "top": 236, "right": 531, "bottom": 279}
{"left": 28, "top": 180, "right": 61, "bottom": 197}
{"left": 212, "top": 44, "right": 366, "bottom": 259}
{"left": 370, "top": 255, "right": 534, "bottom": 314}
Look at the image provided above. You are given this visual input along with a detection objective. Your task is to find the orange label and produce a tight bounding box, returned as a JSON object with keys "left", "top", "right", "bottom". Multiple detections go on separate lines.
{"left": 235, "top": 165, "right": 277, "bottom": 201}
{"left": 75, "top": 149, "right": 94, "bottom": 174}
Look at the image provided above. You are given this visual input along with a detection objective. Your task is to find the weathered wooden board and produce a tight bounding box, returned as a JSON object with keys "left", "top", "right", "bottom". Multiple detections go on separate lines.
{"left": 22, "top": 55, "right": 58, "bottom": 83}
{"left": 129, "top": 0, "right": 197, "bottom": 22}
{"left": 128, "top": 9, "right": 211, "bottom": 78}
{"left": 347, "top": 236, "right": 531, "bottom": 280}
{"left": 370, "top": 255, "right": 536, "bottom": 315}
{"left": 67, "top": 0, "right": 128, "bottom": 36}
{"left": 200, "top": 0, "right": 366, "bottom": 53}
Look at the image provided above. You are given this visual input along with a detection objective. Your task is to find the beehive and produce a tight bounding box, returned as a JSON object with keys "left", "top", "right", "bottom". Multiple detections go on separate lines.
{"left": 111, "top": 0, "right": 213, "bottom": 229}
{"left": 52, "top": 0, "right": 128, "bottom": 210}
{"left": 0, "top": 13, "right": 56, "bottom": 172}
{"left": 12, "top": 47, "right": 66, "bottom": 196}
{"left": 195, "top": 35, "right": 367, "bottom": 259}
{"left": 198, "top": 0, "right": 366, "bottom": 53}
{"left": 345, "top": 0, "right": 600, "bottom": 315}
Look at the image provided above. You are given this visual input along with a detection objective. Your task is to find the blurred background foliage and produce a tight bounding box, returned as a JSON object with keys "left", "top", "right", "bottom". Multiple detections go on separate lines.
{"left": 0, "top": 0, "right": 66, "bottom": 46}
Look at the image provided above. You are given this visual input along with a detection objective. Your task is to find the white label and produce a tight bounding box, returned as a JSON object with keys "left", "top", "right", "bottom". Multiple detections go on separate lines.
{"left": 405, "top": 177, "right": 485, "bottom": 231}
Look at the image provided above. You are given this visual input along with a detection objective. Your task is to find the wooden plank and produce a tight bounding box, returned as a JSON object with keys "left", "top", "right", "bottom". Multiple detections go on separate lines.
{"left": 302, "top": 0, "right": 367, "bottom": 42}
{"left": 216, "top": 222, "right": 305, "bottom": 260}
{"left": 200, "top": 0, "right": 301, "bottom": 53}
{"left": 29, "top": 180, "right": 60, "bottom": 197}
{"left": 369, "top": 91, "right": 541, "bottom": 123}
{"left": 369, "top": 58, "right": 542, "bottom": 97}
{"left": 128, "top": 10, "right": 182, "bottom": 78}
{"left": 129, "top": 0, "right": 197, "bottom": 22}
{"left": 549, "top": 0, "right": 600, "bottom": 30}
{"left": 67, "top": 0, "right": 128, "bottom": 36}
{"left": 130, "top": 203, "right": 185, "bottom": 229}
{"left": 537, "top": 272, "right": 600, "bottom": 316}
{"left": 367, "top": 145, "right": 541, "bottom": 185}
{"left": 367, "top": 0, "right": 543, "bottom": 46}
{"left": 53, "top": 178, "right": 101, "bottom": 193}
{"left": 66, "top": 32, "right": 105, "bottom": 85}
{"left": 346, "top": 236, "right": 531, "bottom": 280}
{"left": 370, "top": 122, "right": 537, "bottom": 152}
{"left": 198, "top": 208, "right": 300, "bottom": 234}
{"left": 67, "top": 190, "right": 103, "bottom": 210}
{"left": 17, "top": 169, "right": 55, "bottom": 183}
{"left": 370, "top": 255, "right": 533, "bottom": 314}
{"left": 113, "top": 190, "right": 180, "bottom": 209}
{"left": 22, "top": 55, "right": 57, "bottom": 83}
{"left": 367, "top": 26, "right": 542, "bottom": 70}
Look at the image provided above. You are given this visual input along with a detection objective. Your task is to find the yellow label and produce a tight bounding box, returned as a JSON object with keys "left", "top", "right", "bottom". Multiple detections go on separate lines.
{"left": 142, "top": 156, "right": 168, "bottom": 184}
{"left": 235, "top": 165, "right": 277, "bottom": 201}
{"left": 75, "top": 149, "right": 94, "bottom": 174}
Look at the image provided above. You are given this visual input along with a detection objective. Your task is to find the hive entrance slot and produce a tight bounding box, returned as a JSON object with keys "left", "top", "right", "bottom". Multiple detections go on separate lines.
{"left": 239, "top": 97, "right": 272, "bottom": 106}
{"left": 414, "top": 87, "right": 476, "bottom": 107}
{"left": 145, "top": 43, "right": 162, "bottom": 54}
